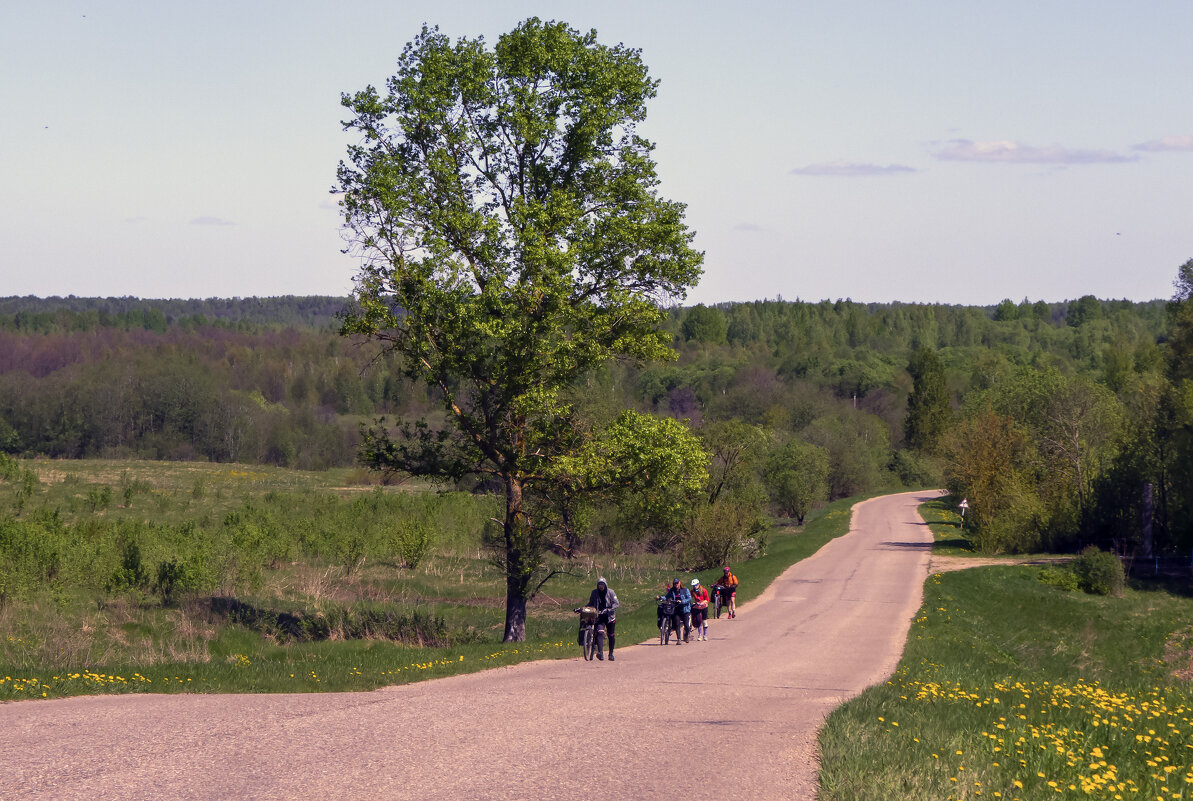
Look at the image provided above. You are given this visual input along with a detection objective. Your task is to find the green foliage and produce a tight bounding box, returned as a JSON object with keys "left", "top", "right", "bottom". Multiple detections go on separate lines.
{"left": 680, "top": 496, "right": 762, "bottom": 570}
{"left": 553, "top": 411, "right": 709, "bottom": 542}
{"left": 106, "top": 539, "right": 149, "bottom": 594}
{"left": 681, "top": 304, "right": 728, "bottom": 344}
{"left": 1072, "top": 545, "right": 1124, "bottom": 596}
{"left": 387, "top": 519, "right": 434, "bottom": 569}
{"left": 903, "top": 348, "right": 950, "bottom": 453}
{"left": 1066, "top": 294, "right": 1103, "bottom": 327}
{"left": 154, "top": 558, "right": 199, "bottom": 606}
{"left": 804, "top": 409, "right": 893, "bottom": 499}
{"left": 887, "top": 449, "right": 940, "bottom": 488}
{"left": 1038, "top": 564, "right": 1080, "bottom": 591}
{"left": 86, "top": 484, "right": 113, "bottom": 512}
{"left": 762, "top": 438, "right": 829, "bottom": 523}
{"left": 966, "top": 483, "right": 1046, "bottom": 554}
{"left": 338, "top": 18, "right": 703, "bottom": 641}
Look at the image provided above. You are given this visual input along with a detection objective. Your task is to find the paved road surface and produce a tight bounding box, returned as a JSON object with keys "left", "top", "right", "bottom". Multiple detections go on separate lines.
{"left": 1, "top": 490, "right": 938, "bottom": 800}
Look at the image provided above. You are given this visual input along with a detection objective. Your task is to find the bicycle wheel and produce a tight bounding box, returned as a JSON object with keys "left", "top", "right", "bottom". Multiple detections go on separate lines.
{"left": 714, "top": 593, "right": 723, "bottom": 619}
{"left": 582, "top": 626, "right": 595, "bottom": 661}
{"left": 661, "top": 616, "right": 673, "bottom": 645}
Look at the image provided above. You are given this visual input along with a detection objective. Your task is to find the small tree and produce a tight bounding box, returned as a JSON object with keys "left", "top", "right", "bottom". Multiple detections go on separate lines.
{"left": 763, "top": 438, "right": 829, "bottom": 524}
{"left": 337, "top": 19, "right": 704, "bottom": 641}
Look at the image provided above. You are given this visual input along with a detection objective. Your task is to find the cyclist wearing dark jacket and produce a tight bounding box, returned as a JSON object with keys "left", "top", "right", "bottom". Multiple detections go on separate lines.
{"left": 587, "top": 578, "right": 619, "bottom": 660}
{"left": 664, "top": 578, "right": 692, "bottom": 644}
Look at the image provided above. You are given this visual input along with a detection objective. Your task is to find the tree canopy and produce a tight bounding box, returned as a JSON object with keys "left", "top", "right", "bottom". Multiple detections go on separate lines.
{"left": 336, "top": 18, "right": 704, "bottom": 640}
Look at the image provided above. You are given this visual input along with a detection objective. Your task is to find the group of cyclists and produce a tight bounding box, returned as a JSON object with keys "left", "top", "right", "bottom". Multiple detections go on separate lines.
{"left": 577, "top": 567, "right": 738, "bottom": 661}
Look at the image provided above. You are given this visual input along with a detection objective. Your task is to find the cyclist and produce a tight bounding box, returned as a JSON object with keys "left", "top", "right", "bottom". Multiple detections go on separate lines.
{"left": 689, "top": 578, "right": 710, "bottom": 641}
{"left": 585, "top": 577, "right": 619, "bottom": 661}
{"left": 717, "top": 565, "right": 739, "bottom": 618}
{"left": 664, "top": 578, "right": 692, "bottom": 644}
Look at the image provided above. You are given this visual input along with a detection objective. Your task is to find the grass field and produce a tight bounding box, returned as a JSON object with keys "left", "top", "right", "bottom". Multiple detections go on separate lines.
{"left": 0, "top": 457, "right": 865, "bottom": 701}
{"left": 818, "top": 499, "right": 1193, "bottom": 801}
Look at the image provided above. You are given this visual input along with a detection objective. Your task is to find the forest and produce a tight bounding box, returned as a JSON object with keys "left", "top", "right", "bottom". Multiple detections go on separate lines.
{"left": 1, "top": 263, "right": 1191, "bottom": 563}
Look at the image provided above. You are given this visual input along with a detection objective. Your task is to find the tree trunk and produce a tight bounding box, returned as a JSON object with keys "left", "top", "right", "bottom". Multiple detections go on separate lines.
{"left": 503, "top": 582, "right": 528, "bottom": 642}
{"left": 501, "top": 473, "right": 532, "bottom": 642}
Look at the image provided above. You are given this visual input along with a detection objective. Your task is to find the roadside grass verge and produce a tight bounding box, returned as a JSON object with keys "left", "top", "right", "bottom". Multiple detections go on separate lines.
{"left": 818, "top": 565, "right": 1193, "bottom": 800}
{"left": 1, "top": 475, "right": 866, "bottom": 701}
{"left": 919, "top": 493, "right": 973, "bottom": 555}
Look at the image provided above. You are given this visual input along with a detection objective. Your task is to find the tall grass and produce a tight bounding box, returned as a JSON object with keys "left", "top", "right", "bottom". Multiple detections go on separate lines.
{"left": 0, "top": 457, "right": 865, "bottom": 700}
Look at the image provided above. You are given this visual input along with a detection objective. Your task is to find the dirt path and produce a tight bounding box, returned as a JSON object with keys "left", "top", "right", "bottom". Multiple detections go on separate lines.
{"left": 1, "top": 491, "right": 938, "bottom": 800}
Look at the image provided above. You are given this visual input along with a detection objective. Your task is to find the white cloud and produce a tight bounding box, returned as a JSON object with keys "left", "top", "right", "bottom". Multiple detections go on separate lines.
{"left": 189, "top": 216, "right": 235, "bottom": 226}
{"left": 734, "top": 222, "right": 766, "bottom": 232}
{"left": 932, "top": 139, "right": 1135, "bottom": 164}
{"left": 790, "top": 161, "right": 917, "bottom": 176}
{"left": 1132, "top": 134, "right": 1193, "bottom": 152}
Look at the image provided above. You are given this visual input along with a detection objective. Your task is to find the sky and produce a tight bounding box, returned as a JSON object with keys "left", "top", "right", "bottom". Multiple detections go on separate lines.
{"left": 2, "top": 0, "right": 1191, "bottom": 306}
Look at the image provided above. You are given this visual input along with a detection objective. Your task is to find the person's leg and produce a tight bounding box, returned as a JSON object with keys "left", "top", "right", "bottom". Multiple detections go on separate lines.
{"left": 672, "top": 611, "right": 684, "bottom": 643}
{"left": 606, "top": 620, "right": 616, "bottom": 660}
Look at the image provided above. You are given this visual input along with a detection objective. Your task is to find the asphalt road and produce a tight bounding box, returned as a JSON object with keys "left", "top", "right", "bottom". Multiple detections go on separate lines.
{"left": 1, "top": 490, "right": 938, "bottom": 801}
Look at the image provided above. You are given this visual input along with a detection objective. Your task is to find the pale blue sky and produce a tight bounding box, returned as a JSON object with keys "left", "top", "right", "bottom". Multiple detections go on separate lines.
{"left": 2, "top": 1, "right": 1191, "bottom": 305}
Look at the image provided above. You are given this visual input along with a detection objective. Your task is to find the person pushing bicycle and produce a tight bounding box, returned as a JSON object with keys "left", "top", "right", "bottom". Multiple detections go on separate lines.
{"left": 715, "top": 566, "right": 739, "bottom": 618}
{"left": 689, "top": 578, "right": 709, "bottom": 640}
{"left": 585, "top": 577, "right": 619, "bottom": 660}
{"left": 663, "top": 578, "right": 692, "bottom": 643}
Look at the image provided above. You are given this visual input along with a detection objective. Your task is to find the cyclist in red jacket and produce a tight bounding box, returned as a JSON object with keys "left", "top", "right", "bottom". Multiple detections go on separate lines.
{"left": 689, "top": 578, "right": 710, "bottom": 640}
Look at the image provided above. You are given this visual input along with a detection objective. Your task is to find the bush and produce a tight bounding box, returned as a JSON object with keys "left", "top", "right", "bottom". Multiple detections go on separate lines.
{"left": 1039, "top": 565, "right": 1079, "bottom": 591}
{"left": 680, "top": 498, "right": 763, "bottom": 570}
{"left": 154, "top": 558, "right": 199, "bottom": 605}
{"left": 1073, "top": 546, "right": 1124, "bottom": 596}
{"left": 967, "top": 488, "right": 1046, "bottom": 554}
{"left": 106, "top": 540, "right": 149, "bottom": 593}
{"left": 388, "top": 519, "right": 434, "bottom": 569}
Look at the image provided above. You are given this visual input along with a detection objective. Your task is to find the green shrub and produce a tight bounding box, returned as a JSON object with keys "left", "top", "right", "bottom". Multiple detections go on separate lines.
{"left": 154, "top": 558, "right": 198, "bottom": 605}
{"left": 1039, "top": 565, "right": 1079, "bottom": 591}
{"left": 967, "top": 488, "right": 1045, "bottom": 554}
{"left": 86, "top": 485, "right": 113, "bottom": 512}
{"left": 1073, "top": 546, "right": 1124, "bottom": 596}
{"left": 388, "top": 519, "right": 434, "bottom": 569}
{"left": 106, "top": 540, "right": 148, "bottom": 593}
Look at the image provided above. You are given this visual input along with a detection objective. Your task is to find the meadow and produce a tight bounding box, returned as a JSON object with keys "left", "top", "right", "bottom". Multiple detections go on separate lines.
{"left": 818, "top": 498, "right": 1193, "bottom": 800}
{"left": 0, "top": 457, "right": 861, "bottom": 700}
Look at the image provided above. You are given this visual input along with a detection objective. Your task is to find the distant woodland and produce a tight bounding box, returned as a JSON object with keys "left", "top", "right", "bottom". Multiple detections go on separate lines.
{"left": 2, "top": 268, "right": 1192, "bottom": 558}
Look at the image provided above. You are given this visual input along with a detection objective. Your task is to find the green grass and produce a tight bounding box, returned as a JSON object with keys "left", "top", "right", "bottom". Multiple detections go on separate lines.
{"left": 919, "top": 493, "right": 975, "bottom": 555}
{"left": 818, "top": 566, "right": 1193, "bottom": 800}
{"left": 0, "top": 457, "right": 865, "bottom": 701}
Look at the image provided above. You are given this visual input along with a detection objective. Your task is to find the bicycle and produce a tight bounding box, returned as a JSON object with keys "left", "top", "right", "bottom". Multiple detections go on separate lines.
{"left": 712, "top": 583, "right": 734, "bottom": 619}
{"left": 657, "top": 597, "right": 679, "bottom": 645}
{"left": 575, "top": 606, "right": 608, "bottom": 661}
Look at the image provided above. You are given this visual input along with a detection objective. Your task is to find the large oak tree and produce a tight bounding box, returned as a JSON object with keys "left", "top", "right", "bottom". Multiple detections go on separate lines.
{"left": 336, "top": 19, "right": 705, "bottom": 641}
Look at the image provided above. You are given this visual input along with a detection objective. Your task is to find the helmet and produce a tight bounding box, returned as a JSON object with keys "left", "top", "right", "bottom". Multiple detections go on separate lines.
{"left": 690, "top": 579, "right": 700, "bottom": 587}
{"left": 722, "top": 566, "right": 730, "bottom": 572}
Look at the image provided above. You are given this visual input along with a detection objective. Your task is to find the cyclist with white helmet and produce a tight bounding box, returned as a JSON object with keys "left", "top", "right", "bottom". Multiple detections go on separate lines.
{"left": 689, "top": 578, "right": 710, "bottom": 641}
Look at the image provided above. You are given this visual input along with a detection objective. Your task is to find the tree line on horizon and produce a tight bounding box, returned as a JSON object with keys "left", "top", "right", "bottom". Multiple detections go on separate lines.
{"left": 1, "top": 277, "right": 1189, "bottom": 562}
